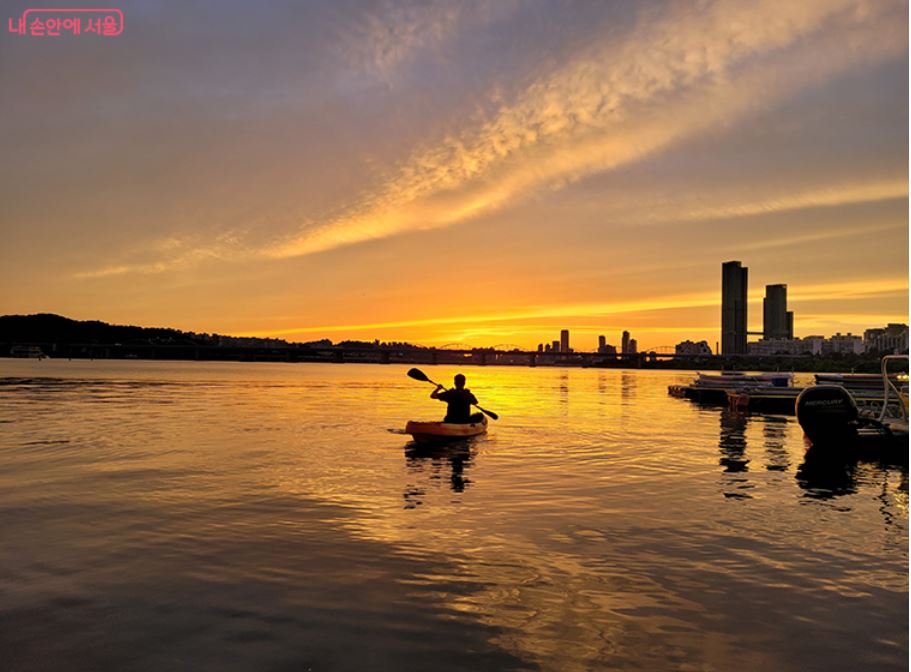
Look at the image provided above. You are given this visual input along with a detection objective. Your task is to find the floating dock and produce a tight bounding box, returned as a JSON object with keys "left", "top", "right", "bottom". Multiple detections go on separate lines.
{"left": 668, "top": 384, "right": 892, "bottom": 415}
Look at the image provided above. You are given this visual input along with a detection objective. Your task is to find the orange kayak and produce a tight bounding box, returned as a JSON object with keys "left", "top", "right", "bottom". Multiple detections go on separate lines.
{"left": 405, "top": 416, "right": 488, "bottom": 444}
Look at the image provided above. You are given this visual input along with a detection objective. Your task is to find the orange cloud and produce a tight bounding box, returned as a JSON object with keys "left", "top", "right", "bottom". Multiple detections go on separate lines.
{"left": 268, "top": 0, "right": 907, "bottom": 259}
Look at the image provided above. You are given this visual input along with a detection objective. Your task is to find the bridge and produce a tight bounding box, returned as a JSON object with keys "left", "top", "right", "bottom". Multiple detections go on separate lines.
{"left": 6, "top": 340, "right": 804, "bottom": 368}
{"left": 15, "top": 340, "right": 709, "bottom": 365}
{"left": 299, "top": 345, "right": 707, "bottom": 367}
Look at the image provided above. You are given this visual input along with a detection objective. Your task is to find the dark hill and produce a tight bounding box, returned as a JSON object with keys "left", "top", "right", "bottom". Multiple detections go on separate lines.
{"left": 0, "top": 314, "right": 205, "bottom": 346}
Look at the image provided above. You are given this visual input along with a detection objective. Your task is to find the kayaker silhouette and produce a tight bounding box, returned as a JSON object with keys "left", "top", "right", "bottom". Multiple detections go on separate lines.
{"left": 430, "top": 374, "right": 484, "bottom": 424}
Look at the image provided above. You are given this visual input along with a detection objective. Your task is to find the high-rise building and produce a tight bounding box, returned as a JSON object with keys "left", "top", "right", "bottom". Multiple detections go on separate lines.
{"left": 552, "top": 339, "right": 560, "bottom": 353}
{"left": 763, "top": 284, "right": 789, "bottom": 340}
{"left": 560, "top": 329, "right": 570, "bottom": 353}
{"left": 721, "top": 261, "right": 748, "bottom": 354}
{"left": 598, "top": 335, "right": 606, "bottom": 351}
{"left": 537, "top": 343, "right": 544, "bottom": 353}
{"left": 621, "top": 330, "right": 630, "bottom": 354}
{"left": 628, "top": 338, "right": 638, "bottom": 354}
{"left": 786, "top": 311, "right": 794, "bottom": 339}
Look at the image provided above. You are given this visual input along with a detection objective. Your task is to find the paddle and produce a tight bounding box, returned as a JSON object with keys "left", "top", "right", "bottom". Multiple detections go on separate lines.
{"left": 407, "top": 368, "right": 499, "bottom": 420}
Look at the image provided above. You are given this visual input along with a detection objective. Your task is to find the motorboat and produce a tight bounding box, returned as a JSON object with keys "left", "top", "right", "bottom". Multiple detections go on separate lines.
{"left": 797, "top": 355, "right": 908, "bottom": 453}
{"left": 9, "top": 345, "right": 47, "bottom": 359}
{"left": 693, "top": 372, "right": 793, "bottom": 389}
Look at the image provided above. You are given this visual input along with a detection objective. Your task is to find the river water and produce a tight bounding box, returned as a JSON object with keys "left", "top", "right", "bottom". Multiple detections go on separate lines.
{"left": 0, "top": 360, "right": 906, "bottom": 671}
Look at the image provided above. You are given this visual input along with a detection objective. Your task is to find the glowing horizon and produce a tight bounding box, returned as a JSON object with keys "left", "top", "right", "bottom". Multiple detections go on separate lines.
{"left": 1, "top": 1, "right": 907, "bottom": 347}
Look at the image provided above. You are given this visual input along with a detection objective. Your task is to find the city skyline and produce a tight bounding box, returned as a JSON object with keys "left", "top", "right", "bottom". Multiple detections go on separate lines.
{"left": 1, "top": 1, "right": 907, "bottom": 349}
{"left": 5, "top": 308, "right": 905, "bottom": 358}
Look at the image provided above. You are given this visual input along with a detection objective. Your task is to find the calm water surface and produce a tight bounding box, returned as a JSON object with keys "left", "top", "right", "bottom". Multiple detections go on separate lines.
{"left": 1, "top": 360, "right": 907, "bottom": 671}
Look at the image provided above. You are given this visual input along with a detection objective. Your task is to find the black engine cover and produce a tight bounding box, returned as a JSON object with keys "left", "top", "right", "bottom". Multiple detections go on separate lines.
{"left": 796, "top": 385, "right": 859, "bottom": 447}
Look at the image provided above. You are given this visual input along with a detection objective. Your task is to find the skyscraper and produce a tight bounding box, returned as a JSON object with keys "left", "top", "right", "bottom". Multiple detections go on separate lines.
{"left": 560, "top": 329, "right": 570, "bottom": 353}
{"left": 721, "top": 261, "right": 748, "bottom": 355}
{"left": 598, "top": 335, "right": 606, "bottom": 352}
{"left": 621, "top": 330, "right": 630, "bottom": 354}
{"left": 763, "top": 284, "right": 789, "bottom": 340}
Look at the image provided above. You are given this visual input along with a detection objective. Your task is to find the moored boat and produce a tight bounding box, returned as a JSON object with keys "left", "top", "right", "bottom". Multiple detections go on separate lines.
{"left": 797, "top": 356, "right": 908, "bottom": 455}
{"left": 694, "top": 372, "right": 793, "bottom": 388}
{"left": 815, "top": 372, "right": 907, "bottom": 390}
{"left": 9, "top": 345, "right": 47, "bottom": 359}
{"left": 669, "top": 371, "right": 794, "bottom": 404}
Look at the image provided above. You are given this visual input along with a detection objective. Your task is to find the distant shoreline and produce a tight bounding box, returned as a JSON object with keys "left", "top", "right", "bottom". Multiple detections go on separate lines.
{"left": 0, "top": 350, "right": 892, "bottom": 374}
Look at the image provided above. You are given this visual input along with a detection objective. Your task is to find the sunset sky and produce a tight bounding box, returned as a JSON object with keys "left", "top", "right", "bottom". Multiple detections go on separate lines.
{"left": 1, "top": 0, "right": 908, "bottom": 350}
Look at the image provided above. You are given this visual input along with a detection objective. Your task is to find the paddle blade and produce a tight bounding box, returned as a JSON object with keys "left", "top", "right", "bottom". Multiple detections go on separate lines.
{"left": 407, "top": 368, "right": 430, "bottom": 382}
{"left": 477, "top": 406, "right": 499, "bottom": 421}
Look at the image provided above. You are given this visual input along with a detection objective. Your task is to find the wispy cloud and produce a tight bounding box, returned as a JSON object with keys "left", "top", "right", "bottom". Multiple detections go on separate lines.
{"left": 73, "top": 232, "right": 245, "bottom": 279}
{"left": 344, "top": 0, "right": 461, "bottom": 79}
{"left": 735, "top": 220, "right": 906, "bottom": 253}
{"left": 341, "top": 0, "right": 521, "bottom": 81}
{"left": 269, "top": 0, "right": 907, "bottom": 258}
{"left": 681, "top": 179, "right": 908, "bottom": 224}
{"left": 69, "top": 0, "right": 908, "bottom": 280}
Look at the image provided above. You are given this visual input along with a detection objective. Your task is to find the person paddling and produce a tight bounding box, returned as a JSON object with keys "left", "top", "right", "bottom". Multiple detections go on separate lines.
{"left": 430, "top": 374, "right": 484, "bottom": 424}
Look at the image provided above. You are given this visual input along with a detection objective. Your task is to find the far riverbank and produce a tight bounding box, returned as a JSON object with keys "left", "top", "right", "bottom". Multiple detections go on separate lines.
{"left": 1, "top": 346, "right": 897, "bottom": 374}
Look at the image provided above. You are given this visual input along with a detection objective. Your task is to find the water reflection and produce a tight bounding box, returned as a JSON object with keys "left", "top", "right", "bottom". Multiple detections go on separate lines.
{"left": 620, "top": 371, "right": 635, "bottom": 403}
{"left": 718, "top": 408, "right": 752, "bottom": 499}
{"left": 403, "top": 441, "right": 476, "bottom": 508}
{"left": 878, "top": 470, "right": 909, "bottom": 544}
{"left": 761, "top": 416, "right": 790, "bottom": 472}
{"left": 718, "top": 408, "right": 749, "bottom": 472}
{"left": 1, "top": 361, "right": 906, "bottom": 672}
{"left": 795, "top": 449, "right": 859, "bottom": 499}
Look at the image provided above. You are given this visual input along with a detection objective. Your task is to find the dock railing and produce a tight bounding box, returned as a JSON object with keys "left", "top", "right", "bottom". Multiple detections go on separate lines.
{"left": 878, "top": 355, "right": 908, "bottom": 423}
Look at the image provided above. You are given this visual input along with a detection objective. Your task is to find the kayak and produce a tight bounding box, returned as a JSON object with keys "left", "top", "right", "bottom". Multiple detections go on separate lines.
{"left": 404, "top": 416, "right": 488, "bottom": 444}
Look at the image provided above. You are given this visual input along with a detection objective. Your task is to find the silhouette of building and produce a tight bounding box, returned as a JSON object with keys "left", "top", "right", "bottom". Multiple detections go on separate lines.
{"left": 823, "top": 333, "right": 864, "bottom": 355}
{"left": 721, "top": 261, "right": 748, "bottom": 355}
{"left": 597, "top": 335, "right": 617, "bottom": 354}
{"left": 560, "top": 329, "right": 570, "bottom": 353}
{"left": 763, "top": 284, "right": 791, "bottom": 340}
{"left": 802, "top": 335, "right": 825, "bottom": 354}
{"left": 621, "top": 330, "right": 630, "bottom": 354}
{"left": 676, "top": 340, "right": 712, "bottom": 355}
{"left": 552, "top": 339, "right": 560, "bottom": 353}
{"left": 864, "top": 323, "right": 908, "bottom": 354}
{"left": 748, "top": 337, "right": 820, "bottom": 356}
{"left": 628, "top": 338, "right": 638, "bottom": 354}
{"left": 537, "top": 343, "right": 544, "bottom": 353}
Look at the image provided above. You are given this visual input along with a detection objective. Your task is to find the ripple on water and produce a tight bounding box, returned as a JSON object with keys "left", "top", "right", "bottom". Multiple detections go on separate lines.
{"left": 0, "top": 360, "right": 906, "bottom": 671}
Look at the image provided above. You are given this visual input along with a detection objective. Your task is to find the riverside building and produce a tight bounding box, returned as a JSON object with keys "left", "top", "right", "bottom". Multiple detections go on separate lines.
{"left": 721, "top": 261, "right": 748, "bottom": 355}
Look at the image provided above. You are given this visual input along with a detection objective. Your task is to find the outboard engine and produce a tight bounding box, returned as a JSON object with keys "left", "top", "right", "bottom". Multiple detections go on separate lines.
{"left": 796, "top": 385, "right": 858, "bottom": 447}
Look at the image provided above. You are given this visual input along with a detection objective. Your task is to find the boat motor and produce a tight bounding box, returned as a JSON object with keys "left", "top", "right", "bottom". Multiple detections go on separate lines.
{"left": 796, "top": 385, "right": 859, "bottom": 447}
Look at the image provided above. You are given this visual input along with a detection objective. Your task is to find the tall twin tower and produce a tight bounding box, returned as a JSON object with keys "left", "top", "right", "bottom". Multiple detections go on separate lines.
{"left": 721, "top": 261, "right": 793, "bottom": 355}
